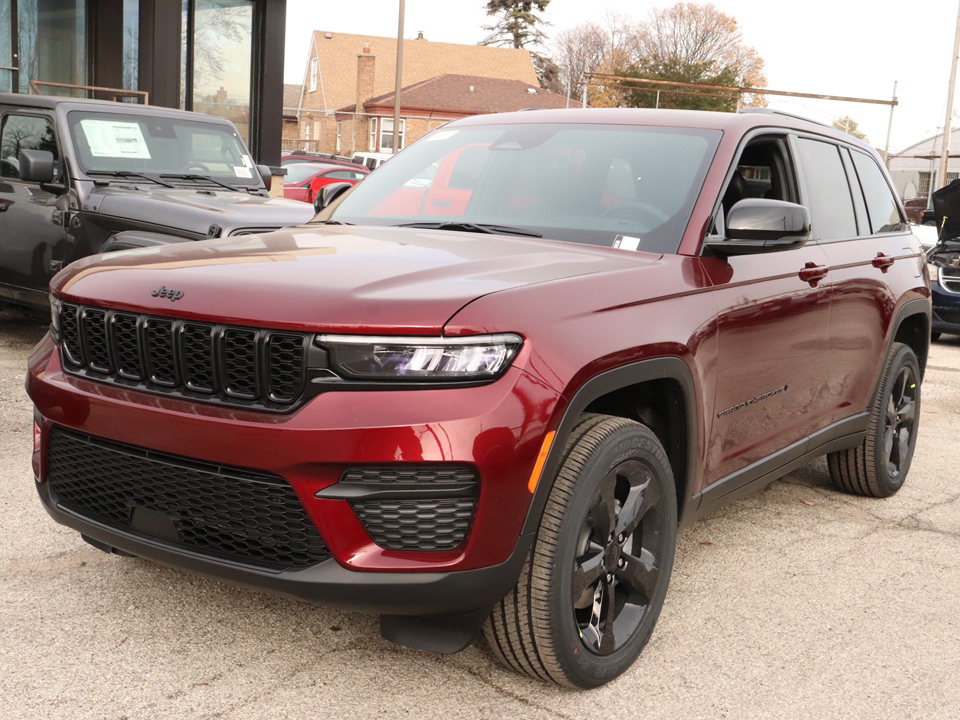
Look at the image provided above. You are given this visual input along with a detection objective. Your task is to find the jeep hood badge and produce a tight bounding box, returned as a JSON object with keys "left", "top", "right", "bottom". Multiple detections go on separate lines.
{"left": 151, "top": 286, "right": 184, "bottom": 301}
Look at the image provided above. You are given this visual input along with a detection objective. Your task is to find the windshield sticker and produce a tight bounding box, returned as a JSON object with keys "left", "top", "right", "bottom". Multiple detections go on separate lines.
{"left": 613, "top": 235, "right": 642, "bottom": 251}
{"left": 427, "top": 130, "right": 459, "bottom": 142}
{"left": 80, "top": 120, "right": 152, "bottom": 159}
{"left": 233, "top": 166, "right": 253, "bottom": 178}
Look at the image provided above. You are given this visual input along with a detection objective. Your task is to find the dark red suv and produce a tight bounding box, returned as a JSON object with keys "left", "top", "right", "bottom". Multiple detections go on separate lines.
{"left": 26, "top": 108, "right": 930, "bottom": 688}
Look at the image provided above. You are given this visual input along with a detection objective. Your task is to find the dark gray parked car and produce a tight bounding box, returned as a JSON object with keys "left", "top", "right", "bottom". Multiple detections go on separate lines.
{"left": 0, "top": 94, "right": 316, "bottom": 311}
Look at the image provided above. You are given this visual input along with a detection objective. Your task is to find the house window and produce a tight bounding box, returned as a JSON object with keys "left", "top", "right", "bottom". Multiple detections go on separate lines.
{"left": 309, "top": 57, "right": 318, "bottom": 92}
{"left": 919, "top": 171, "right": 959, "bottom": 199}
{"left": 304, "top": 122, "right": 311, "bottom": 140}
{"left": 379, "top": 118, "right": 405, "bottom": 152}
{"left": 368, "top": 117, "right": 377, "bottom": 152}
{"left": 336, "top": 122, "right": 342, "bottom": 153}
{"left": 314, "top": 121, "right": 320, "bottom": 142}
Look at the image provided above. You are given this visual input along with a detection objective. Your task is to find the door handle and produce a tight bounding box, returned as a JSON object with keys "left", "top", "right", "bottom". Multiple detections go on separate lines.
{"left": 871, "top": 253, "right": 895, "bottom": 272}
{"left": 799, "top": 262, "right": 828, "bottom": 286}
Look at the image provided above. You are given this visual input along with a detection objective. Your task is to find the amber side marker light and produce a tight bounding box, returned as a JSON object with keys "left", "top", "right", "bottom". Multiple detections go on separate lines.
{"left": 528, "top": 431, "right": 556, "bottom": 493}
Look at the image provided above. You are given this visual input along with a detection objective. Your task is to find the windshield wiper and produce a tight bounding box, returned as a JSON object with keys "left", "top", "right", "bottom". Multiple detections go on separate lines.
{"left": 86, "top": 170, "right": 175, "bottom": 188}
{"left": 160, "top": 173, "right": 242, "bottom": 192}
{"left": 396, "top": 221, "right": 542, "bottom": 237}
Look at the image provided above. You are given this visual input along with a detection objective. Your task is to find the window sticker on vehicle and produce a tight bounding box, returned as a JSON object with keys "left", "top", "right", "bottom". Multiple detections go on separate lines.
{"left": 234, "top": 166, "right": 252, "bottom": 178}
{"left": 613, "top": 235, "right": 642, "bottom": 251}
{"left": 79, "top": 120, "right": 151, "bottom": 159}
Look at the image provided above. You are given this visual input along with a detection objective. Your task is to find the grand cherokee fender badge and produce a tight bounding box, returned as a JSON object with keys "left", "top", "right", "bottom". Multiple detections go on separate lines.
{"left": 151, "top": 286, "right": 184, "bottom": 301}
{"left": 717, "top": 385, "right": 789, "bottom": 418}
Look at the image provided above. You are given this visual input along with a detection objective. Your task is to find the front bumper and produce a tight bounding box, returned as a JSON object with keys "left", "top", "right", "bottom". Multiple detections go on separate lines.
{"left": 27, "top": 333, "right": 559, "bottom": 616}
{"left": 931, "top": 280, "right": 960, "bottom": 335}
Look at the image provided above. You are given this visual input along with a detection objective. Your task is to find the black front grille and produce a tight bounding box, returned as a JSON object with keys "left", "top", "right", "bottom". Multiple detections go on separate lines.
{"left": 47, "top": 427, "right": 330, "bottom": 570}
{"left": 341, "top": 465, "right": 479, "bottom": 551}
{"left": 352, "top": 498, "right": 477, "bottom": 551}
{"left": 57, "top": 303, "right": 308, "bottom": 411}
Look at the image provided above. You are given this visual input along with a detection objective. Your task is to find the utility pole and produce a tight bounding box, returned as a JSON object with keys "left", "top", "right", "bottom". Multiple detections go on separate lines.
{"left": 939, "top": 0, "right": 960, "bottom": 188}
{"left": 392, "top": 0, "right": 405, "bottom": 154}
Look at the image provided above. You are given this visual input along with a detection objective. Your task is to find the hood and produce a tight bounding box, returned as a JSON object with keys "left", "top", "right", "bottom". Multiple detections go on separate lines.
{"left": 52, "top": 225, "right": 661, "bottom": 334}
{"left": 86, "top": 186, "right": 317, "bottom": 236}
{"left": 932, "top": 178, "right": 960, "bottom": 242}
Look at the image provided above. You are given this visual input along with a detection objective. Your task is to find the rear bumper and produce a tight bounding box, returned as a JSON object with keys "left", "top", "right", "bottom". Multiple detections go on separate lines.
{"left": 36, "top": 478, "right": 533, "bottom": 615}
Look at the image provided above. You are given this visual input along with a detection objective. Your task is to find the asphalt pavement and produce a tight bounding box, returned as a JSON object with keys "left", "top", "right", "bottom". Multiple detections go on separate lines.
{"left": 2, "top": 310, "right": 959, "bottom": 719}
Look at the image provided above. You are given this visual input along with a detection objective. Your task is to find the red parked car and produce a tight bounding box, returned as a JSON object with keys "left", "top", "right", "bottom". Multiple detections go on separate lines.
{"left": 282, "top": 161, "right": 368, "bottom": 203}
{"left": 27, "top": 108, "right": 930, "bottom": 688}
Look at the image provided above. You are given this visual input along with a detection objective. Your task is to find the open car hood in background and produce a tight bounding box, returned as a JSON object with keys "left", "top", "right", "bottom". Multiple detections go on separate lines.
{"left": 932, "top": 178, "right": 960, "bottom": 241}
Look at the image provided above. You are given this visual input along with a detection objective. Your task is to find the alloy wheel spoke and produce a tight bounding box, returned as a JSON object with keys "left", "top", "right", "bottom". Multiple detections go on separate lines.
{"left": 616, "top": 473, "right": 659, "bottom": 539}
{"left": 572, "top": 545, "right": 606, "bottom": 605}
{"left": 617, "top": 548, "right": 659, "bottom": 599}
{"left": 598, "top": 577, "right": 617, "bottom": 654}
{"left": 591, "top": 473, "right": 618, "bottom": 542}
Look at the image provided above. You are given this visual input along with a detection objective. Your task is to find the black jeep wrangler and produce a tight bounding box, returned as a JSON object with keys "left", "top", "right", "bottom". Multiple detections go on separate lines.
{"left": 0, "top": 94, "right": 316, "bottom": 311}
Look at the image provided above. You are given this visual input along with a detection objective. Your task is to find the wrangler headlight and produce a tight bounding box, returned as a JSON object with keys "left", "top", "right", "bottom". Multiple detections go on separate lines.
{"left": 316, "top": 333, "right": 523, "bottom": 381}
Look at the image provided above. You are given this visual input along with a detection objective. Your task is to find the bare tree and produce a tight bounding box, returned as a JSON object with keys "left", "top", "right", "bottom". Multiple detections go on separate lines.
{"left": 632, "top": 3, "right": 767, "bottom": 107}
{"left": 833, "top": 116, "right": 870, "bottom": 143}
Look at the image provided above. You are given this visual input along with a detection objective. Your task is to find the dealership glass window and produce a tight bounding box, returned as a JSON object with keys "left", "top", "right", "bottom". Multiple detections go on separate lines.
{"left": 1, "top": 0, "right": 12, "bottom": 92}
{"left": 122, "top": 0, "right": 139, "bottom": 92}
{"left": 181, "top": 0, "right": 254, "bottom": 146}
{"left": 16, "top": 0, "right": 87, "bottom": 95}
{"left": 380, "top": 117, "right": 405, "bottom": 152}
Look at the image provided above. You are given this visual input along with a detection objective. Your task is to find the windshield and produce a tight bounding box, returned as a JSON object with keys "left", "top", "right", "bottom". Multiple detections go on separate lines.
{"left": 66, "top": 110, "right": 259, "bottom": 186}
{"left": 325, "top": 123, "right": 720, "bottom": 254}
{"left": 284, "top": 164, "right": 330, "bottom": 185}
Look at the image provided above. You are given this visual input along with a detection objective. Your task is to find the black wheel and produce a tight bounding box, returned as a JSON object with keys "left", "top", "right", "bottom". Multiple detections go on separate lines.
{"left": 828, "top": 342, "right": 920, "bottom": 497}
{"left": 485, "top": 414, "right": 677, "bottom": 688}
{"left": 931, "top": 332, "right": 941, "bottom": 342}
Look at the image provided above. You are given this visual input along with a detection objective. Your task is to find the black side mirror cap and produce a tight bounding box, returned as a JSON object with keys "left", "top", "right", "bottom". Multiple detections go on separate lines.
{"left": 705, "top": 199, "right": 811, "bottom": 256}
{"left": 19, "top": 149, "right": 56, "bottom": 184}
{"left": 314, "top": 181, "right": 354, "bottom": 213}
{"left": 256, "top": 164, "right": 274, "bottom": 192}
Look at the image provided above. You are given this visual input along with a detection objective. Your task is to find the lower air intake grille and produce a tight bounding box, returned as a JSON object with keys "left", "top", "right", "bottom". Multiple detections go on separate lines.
{"left": 341, "top": 465, "right": 479, "bottom": 551}
{"left": 47, "top": 427, "right": 330, "bottom": 570}
{"left": 352, "top": 498, "right": 477, "bottom": 551}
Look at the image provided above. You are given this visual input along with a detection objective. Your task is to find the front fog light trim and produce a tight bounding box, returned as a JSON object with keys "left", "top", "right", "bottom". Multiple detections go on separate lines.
{"left": 316, "top": 333, "right": 524, "bottom": 382}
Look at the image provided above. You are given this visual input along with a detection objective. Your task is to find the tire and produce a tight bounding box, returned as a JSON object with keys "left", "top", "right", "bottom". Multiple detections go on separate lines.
{"left": 485, "top": 414, "right": 678, "bottom": 688}
{"left": 827, "top": 342, "right": 920, "bottom": 498}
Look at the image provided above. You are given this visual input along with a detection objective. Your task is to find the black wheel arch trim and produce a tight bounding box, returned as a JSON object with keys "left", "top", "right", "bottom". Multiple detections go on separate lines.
{"left": 882, "top": 297, "right": 931, "bottom": 389}
{"left": 520, "top": 356, "right": 699, "bottom": 536}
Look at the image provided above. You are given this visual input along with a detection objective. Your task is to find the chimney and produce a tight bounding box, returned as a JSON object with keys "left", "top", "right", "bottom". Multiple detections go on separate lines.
{"left": 356, "top": 48, "right": 376, "bottom": 149}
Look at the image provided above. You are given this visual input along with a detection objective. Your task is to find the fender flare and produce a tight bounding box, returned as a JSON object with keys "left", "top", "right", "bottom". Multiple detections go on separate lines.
{"left": 519, "top": 356, "right": 700, "bottom": 536}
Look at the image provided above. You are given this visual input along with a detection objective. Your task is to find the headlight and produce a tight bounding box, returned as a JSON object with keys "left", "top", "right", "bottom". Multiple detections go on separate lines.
{"left": 49, "top": 295, "right": 62, "bottom": 341}
{"left": 316, "top": 333, "right": 523, "bottom": 381}
{"left": 928, "top": 263, "right": 939, "bottom": 284}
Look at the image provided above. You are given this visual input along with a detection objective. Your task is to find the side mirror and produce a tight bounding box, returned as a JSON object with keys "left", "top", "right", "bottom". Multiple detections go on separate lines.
{"left": 314, "top": 181, "right": 353, "bottom": 213}
{"left": 19, "top": 149, "right": 55, "bottom": 184}
{"left": 256, "top": 164, "right": 274, "bottom": 192}
{"left": 705, "top": 199, "right": 811, "bottom": 256}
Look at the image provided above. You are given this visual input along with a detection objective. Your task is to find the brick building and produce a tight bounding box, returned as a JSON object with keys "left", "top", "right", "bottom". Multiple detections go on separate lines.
{"left": 290, "top": 30, "right": 549, "bottom": 156}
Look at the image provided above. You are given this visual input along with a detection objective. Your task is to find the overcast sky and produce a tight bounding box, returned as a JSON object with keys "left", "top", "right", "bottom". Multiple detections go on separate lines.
{"left": 284, "top": 0, "right": 960, "bottom": 154}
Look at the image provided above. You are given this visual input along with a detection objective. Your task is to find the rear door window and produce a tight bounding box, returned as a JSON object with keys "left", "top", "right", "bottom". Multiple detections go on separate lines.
{"left": 849, "top": 150, "right": 905, "bottom": 234}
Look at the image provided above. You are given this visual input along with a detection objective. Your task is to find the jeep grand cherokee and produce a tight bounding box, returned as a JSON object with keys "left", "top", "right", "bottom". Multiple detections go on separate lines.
{"left": 26, "top": 108, "right": 930, "bottom": 688}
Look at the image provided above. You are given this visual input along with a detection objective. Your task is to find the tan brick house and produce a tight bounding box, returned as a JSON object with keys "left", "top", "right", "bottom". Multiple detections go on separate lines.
{"left": 292, "top": 31, "right": 546, "bottom": 156}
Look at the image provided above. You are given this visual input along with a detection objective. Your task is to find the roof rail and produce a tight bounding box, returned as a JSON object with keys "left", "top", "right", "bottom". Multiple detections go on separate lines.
{"left": 739, "top": 107, "right": 831, "bottom": 128}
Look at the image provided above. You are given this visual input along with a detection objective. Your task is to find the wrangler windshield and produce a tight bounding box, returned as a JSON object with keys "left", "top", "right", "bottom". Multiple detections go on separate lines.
{"left": 66, "top": 110, "right": 258, "bottom": 186}
{"left": 324, "top": 123, "right": 720, "bottom": 254}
